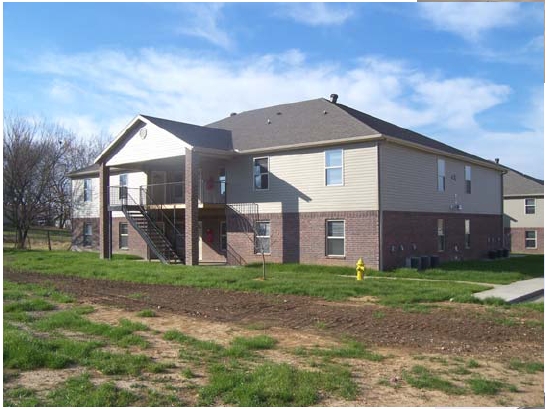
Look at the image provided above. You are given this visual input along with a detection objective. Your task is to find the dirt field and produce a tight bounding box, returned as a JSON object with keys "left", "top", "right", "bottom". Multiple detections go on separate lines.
{"left": 4, "top": 270, "right": 544, "bottom": 406}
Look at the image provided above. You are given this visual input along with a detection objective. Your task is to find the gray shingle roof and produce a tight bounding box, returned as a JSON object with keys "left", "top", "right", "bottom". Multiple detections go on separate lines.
{"left": 141, "top": 115, "right": 232, "bottom": 151}
{"left": 208, "top": 98, "right": 499, "bottom": 167}
{"left": 67, "top": 163, "right": 100, "bottom": 177}
{"left": 503, "top": 167, "right": 544, "bottom": 196}
{"left": 207, "top": 98, "right": 379, "bottom": 151}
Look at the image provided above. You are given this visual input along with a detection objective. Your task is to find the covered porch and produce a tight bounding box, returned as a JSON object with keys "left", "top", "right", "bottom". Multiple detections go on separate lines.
{"left": 95, "top": 114, "right": 234, "bottom": 265}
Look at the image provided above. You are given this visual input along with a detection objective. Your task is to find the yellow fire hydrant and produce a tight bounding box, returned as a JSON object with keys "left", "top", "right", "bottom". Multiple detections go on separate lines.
{"left": 356, "top": 258, "right": 365, "bottom": 281}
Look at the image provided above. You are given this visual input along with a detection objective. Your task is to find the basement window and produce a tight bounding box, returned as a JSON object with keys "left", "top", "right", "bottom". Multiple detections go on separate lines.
{"left": 465, "top": 219, "right": 470, "bottom": 249}
{"left": 119, "top": 223, "right": 129, "bottom": 249}
{"left": 83, "top": 223, "right": 93, "bottom": 247}
{"left": 326, "top": 220, "right": 345, "bottom": 256}
{"left": 525, "top": 230, "right": 537, "bottom": 249}
{"left": 254, "top": 221, "right": 270, "bottom": 254}
{"left": 437, "top": 219, "right": 445, "bottom": 252}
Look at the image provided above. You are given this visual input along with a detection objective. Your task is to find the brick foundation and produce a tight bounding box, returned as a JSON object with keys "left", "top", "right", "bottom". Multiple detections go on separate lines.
{"left": 505, "top": 227, "right": 544, "bottom": 254}
{"left": 226, "top": 211, "right": 379, "bottom": 269}
{"left": 111, "top": 217, "right": 149, "bottom": 259}
{"left": 72, "top": 218, "right": 100, "bottom": 251}
{"left": 382, "top": 211, "right": 503, "bottom": 270}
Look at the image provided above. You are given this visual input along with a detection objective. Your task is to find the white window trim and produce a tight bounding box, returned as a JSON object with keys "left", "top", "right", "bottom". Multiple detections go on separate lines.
{"left": 464, "top": 219, "right": 470, "bottom": 249}
{"left": 252, "top": 156, "right": 270, "bottom": 191}
{"left": 326, "top": 219, "right": 345, "bottom": 257}
{"left": 254, "top": 221, "right": 271, "bottom": 255}
{"left": 437, "top": 219, "right": 445, "bottom": 252}
{"left": 324, "top": 149, "right": 344, "bottom": 187}
{"left": 464, "top": 165, "right": 471, "bottom": 194}
{"left": 525, "top": 230, "right": 537, "bottom": 249}
{"left": 524, "top": 198, "right": 536, "bottom": 215}
{"left": 84, "top": 178, "right": 93, "bottom": 202}
{"left": 83, "top": 223, "right": 93, "bottom": 247}
{"left": 220, "top": 221, "right": 227, "bottom": 252}
{"left": 437, "top": 159, "right": 445, "bottom": 192}
{"left": 119, "top": 222, "right": 129, "bottom": 250}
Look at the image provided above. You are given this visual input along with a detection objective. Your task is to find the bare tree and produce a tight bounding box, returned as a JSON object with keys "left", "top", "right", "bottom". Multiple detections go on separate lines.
{"left": 226, "top": 203, "right": 273, "bottom": 280}
{"left": 3, "top": 116, "right": 70, "bottom": 247}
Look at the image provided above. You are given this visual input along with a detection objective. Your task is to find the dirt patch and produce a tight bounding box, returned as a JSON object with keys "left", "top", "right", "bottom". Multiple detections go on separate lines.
{"left": 4, "top": 270, "right": 542, "bottom": 361}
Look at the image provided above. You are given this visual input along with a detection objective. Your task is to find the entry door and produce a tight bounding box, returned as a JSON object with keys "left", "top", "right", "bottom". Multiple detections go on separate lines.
{"left": 150, "top": 171, "right": 166, "bottom": 204}
{"left": 198, "top": 221, "right": 203, "bottom": 261}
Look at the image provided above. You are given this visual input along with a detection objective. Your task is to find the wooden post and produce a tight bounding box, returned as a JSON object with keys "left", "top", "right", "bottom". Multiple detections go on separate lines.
{"left": 47, "top": 230, "right": 52, "bottom": 251}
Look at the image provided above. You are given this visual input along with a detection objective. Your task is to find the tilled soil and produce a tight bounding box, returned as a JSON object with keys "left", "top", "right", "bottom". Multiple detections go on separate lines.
{"left": 4, "top": 269, "right": 543, "bottom": 359}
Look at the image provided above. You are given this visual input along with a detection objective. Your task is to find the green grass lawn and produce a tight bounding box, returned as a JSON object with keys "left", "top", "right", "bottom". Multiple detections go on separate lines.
{"left": 3, "top": 249, "right": 524, "bottom": 306}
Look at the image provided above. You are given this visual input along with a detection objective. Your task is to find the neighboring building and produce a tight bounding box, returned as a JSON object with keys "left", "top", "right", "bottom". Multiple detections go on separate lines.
{"left": 70, "top": 96, "right": 506, "bottom": 270}
{"left": 503, "top": 168, "right": 544, "bottom": 254}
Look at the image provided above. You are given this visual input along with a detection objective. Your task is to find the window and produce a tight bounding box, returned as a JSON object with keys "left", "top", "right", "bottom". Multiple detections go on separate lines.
{"left": 437, "top": 219, "right": 445, "bottom": 252}
{"left": 525, "top": 231, "right": 537, "bottom": 249}
{"left": 119, "top": 174, "right": 128, "bottom": 200}
{"left": 326, "top": 220, "right": 345, "bottom": 256}
{"left": 525, "top": 198, "right": 536, "bottom": 214}
{"left": 325, "top": 149, "right": 343, "bottom": 186}
{"left": 465, "top": 219, "right": 470, "bottom": 249}
{"left": 220, "top": 221, "right": 227, "bottom": 251}
{"left": 83, "top": 223, "right": 92, "bottom": 247}
{"left": 465, "top": 166, "right": 471, "bottom": 194}
{"left": 437, "top": 159, "right": 445, "bottom": 192}
{"left": 254, "top": 221, "right": 270, "bottom": 254}
{"left": 119, "top": 223, "right": 129, "bottom": 249}
{"left": 219, "top": 168, "right": 226, "bottom": 195}
{"left": 84, "top": 179, "right": 92, "bottom": 202}
{"left": 253, "top": 157, "right": 269, "bottom": 190}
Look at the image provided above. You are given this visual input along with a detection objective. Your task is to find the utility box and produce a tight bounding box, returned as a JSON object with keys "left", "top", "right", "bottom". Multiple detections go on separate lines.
{"left": 420, "top": 256, "right": 430, "bottom": 270}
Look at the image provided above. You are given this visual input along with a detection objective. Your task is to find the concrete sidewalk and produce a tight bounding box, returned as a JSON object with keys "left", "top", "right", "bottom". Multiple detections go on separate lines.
{"left": 474, "top": 277, "right": 544, "bottom": 304}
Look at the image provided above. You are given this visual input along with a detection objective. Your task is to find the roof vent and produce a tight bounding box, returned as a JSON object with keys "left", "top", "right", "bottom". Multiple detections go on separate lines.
{"left": 330, "top": 93, "right": 338, "bottom": 104}
{"left": 267, "top": 119, "right": 271, "bottom": 124}
{"left": 230, "top": 112, "right": 237, "bottom": 117}
{"left": 323, "top": 110, "right": 327, "bottom": 115}
{"left": 495, "top": 158, "right": 500, "bottom": 164}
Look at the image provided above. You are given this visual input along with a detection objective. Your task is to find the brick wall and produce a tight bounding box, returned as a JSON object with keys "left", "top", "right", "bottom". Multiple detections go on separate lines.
{"left": 72, "top": 217, "right": 100, "bottom": 251}
{"left": 111, "top": 217, "right": 149, "bottom": 259}
{"left": 382, "top": 211, "right": 503, "bottom": 270}
{"left": 505, "top": 227, "right": 544, "bottom": 254}
{"left": 226, "top": 211, "right": 379, "bottom": 269}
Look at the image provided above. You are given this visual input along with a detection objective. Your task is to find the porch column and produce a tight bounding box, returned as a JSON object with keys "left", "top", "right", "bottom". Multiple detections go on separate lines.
{"left": 99, "top": 162, "right": 111, "bottom": 259}
{"left": 185, "top": 148, "right": 200, "bottom": 265}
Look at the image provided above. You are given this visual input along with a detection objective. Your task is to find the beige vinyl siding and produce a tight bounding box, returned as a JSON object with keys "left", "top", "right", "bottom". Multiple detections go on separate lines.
{"left": 72, "top": 178, "right": 100, "bottom": 218}
{"left": 107, "top": 123, "right": 190, "bottom": 167}
{"left": 72, "top": 172, "right": 147, "bottom": 218}
{"left": 226, "top": 142, "right": 378, "bottom": 213}
{"left": 380, "top": 142, "right": 501, "bottom": 215}
{"left": 504, "top": 197, "right": 544, "bottom": 228}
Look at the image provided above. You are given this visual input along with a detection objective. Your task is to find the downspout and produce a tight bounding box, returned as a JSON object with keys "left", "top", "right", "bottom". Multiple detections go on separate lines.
{"left": 377, "top": 141, "right": 383, "bottom": 271}
{"left": 500, "top": 168, "right": 507, "bottom": 249}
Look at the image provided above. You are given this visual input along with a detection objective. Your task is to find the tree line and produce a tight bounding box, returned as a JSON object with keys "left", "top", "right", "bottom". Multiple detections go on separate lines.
{"left": 3, "top": 115, "right": 111, "bottom": 249}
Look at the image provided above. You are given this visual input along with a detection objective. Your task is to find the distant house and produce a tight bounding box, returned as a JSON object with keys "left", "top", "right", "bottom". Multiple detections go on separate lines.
{"left": 503, "top": 168, "right": 544, "bottom": 254}
{"left": 69, "top": 95, "right": 506, "bottom": 270}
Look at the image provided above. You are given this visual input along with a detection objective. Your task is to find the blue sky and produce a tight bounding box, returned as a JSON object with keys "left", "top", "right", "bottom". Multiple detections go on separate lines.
{"left": 3, "top": 2, "right": 544, "bottom": 177}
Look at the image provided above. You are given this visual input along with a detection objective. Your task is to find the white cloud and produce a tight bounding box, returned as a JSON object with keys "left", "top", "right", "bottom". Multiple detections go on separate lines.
{"left": 23, "top": 47, "right": 542, "bottom": 178}
{"left": 175, "top": 3, "right": 233, "bottom": 50}
{"left": 278, "top": 3, "right": 354, "bottom": 26}
{"left": 419, "top": 3, "right": 522, "bottom": 42}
